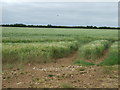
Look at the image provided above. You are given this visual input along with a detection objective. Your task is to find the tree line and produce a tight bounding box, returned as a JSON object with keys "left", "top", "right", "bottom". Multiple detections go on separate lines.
{"left": 0, "top": 23, "right": 119, "bottom": 29}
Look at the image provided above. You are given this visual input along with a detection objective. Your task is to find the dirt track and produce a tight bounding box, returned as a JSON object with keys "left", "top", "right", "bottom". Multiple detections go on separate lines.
{"left": 85, "top": 48, "right": 109, "bottom": 64}
{"left": 2, "top": 52, "right": 119, "bottom": 88}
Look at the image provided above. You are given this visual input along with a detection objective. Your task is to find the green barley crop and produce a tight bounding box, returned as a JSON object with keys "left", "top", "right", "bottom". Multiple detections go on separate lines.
{"left": 2, "top": 27, "right": 119, "bottom": 66}
{"left": 79, "top": 40, "right": 110, "bottom": 60}
{"left": 2, "top": 37, "right": 75, "bottom": 43}
{"left": 99, "top": 41, "right": 119, "bottom": 65}
{"left": 2, "top": 27, "right": 118, "bottom": 41}
{"left": 2, "top": 41, "right": 78, "bottom": 64}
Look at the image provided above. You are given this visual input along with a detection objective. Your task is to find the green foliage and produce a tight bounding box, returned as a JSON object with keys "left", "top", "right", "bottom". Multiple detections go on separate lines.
{"left": 2, "top": 27, "right": 118, "bottom": 43}
{"left": 99, "top": 42, "right": 119, "bottom": 65}
{"left": 2, "top": 27, "right": 119, "bottom": 66}
{"left": 74, "top": 60, "right": 95, "bottom": 66}
{"left": 48, "top": 74, "right": 55, "bottom": 77}
{"left": 2, "top": 41, "right": 78, "bottom": 64}
{"left": 79, "top": 40, "right": 110, "bottom": 60}
{"left": 2, "top": 37, "right": 75, "bottom": 43}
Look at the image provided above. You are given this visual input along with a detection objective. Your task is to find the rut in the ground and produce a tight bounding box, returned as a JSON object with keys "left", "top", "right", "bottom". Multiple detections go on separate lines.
{"left": 85, "top": 48, "right": 110, "bottom": 64}
{"left": 55, "top": 51, "right": 78, "bottom": 65}
{"left": 25, "top": 51, "right": 78, "bottom": 69}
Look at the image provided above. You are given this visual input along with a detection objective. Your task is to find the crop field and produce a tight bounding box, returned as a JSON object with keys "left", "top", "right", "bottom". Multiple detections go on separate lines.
{"left": 79, "top": 40, "right": 110, "bottom": 59}
{"left": 2, "top": 27, "right": 119, "bottom": 88}
{"left": 3, "top": 41, "right": 78, "bottom": 64}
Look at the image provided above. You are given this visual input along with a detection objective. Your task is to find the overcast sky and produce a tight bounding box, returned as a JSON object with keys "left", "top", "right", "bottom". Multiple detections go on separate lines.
{"left": 2, "top": 2, "right": 118, "bottom": 27}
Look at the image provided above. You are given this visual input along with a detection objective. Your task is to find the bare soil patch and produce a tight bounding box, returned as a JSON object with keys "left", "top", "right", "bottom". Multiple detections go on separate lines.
{"left": 2, "top": 52, "right": 118, "bottom": 88}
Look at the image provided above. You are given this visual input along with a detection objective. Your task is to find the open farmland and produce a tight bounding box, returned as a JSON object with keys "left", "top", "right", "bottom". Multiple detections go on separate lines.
{"left": 3, "top": 41, "right": 78, "bottom": 64}
{"left": 2, "top": 27, "right": 119, "bottom": 88}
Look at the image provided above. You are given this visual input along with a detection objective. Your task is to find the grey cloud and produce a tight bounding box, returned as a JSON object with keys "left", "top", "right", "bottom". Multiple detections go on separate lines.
{"left": 2, "top": 2, "right": 118, "bottom": 27}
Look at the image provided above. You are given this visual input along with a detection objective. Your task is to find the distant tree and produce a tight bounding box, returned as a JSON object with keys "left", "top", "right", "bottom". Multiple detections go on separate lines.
{"left": 1, "top": 23, "right": 118, "bottom": 29}
{"left": 47, "top": 24, "right": 52, "bottom": 27}
{"left": 14, "top": 23, "right": 26, "bottom": 27}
